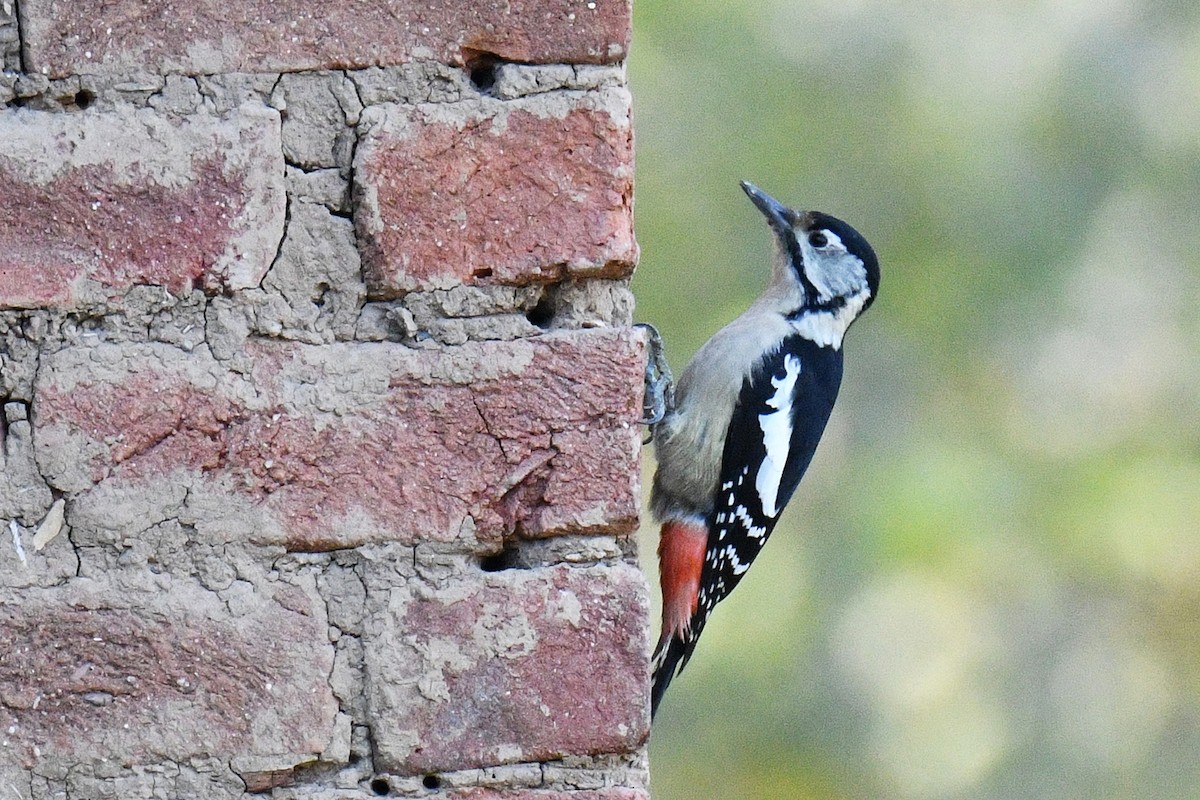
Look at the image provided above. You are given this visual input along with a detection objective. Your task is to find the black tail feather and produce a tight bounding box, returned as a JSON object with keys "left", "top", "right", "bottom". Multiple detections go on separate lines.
{"left": 650, "top": 634, "right": 697, "bottom": 719}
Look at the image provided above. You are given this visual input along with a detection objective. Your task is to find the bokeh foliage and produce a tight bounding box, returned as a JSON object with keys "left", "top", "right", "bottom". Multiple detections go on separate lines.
{"left": 631, "top": 1, "right": 1200, "bottom": 798}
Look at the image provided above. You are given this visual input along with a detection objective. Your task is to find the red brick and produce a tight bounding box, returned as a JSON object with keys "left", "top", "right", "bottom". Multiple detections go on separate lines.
{"left": 355, "top": 92, "right": 636, "bottom": 295}
{"left": 0, "top": 105, "right": 284, "bottom": 310}
{"left": 21, "top": 0, "right": 632, "bottom": 79}
{"left": 33, "top": 328, "right": 644, "bottom": 551}
{"left": 366, "top": 563, "right": 650, "bottom": 774}
{"left": 0, "top": 578, "right": 338, "bottom": 769}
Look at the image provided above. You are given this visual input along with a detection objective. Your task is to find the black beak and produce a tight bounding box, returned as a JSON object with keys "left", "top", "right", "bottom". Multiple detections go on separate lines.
{"left": 740, "top": 181, "right": 794, "bottom": 233}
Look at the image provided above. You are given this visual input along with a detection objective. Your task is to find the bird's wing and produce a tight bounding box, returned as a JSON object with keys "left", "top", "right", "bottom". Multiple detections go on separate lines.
{"left": 694, "top": 335, "right": 843, "bottom": 628}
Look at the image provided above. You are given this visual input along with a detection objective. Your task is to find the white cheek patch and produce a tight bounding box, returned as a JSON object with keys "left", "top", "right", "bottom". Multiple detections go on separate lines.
{"left": 755, "top": 354, "right": 801, "bottom": 518}
{"left": 800, "top": 231, "right": 867, "bottom": 304}
{"left": 799, "top": 232, "right": 840, "bottom": 300}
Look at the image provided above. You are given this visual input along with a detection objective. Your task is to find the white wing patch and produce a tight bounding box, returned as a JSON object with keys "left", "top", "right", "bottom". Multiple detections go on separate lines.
{"left": 755, "top": 354, "right": 801, "bottom": 518}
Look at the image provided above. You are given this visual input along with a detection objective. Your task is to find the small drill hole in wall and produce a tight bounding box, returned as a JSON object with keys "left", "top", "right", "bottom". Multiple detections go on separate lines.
{"left": 479, "top": 553, "right": 509, "bottom": 572}
{"left": 369, "top": 777, "right": 390, "bottom": 795}
{"left": 462, "top": 47, "right": 503, "bottom": 93}
{"left": 470, "top": 63, "right": 497, "bottom": 91}
{"left": 422, "top": 774, "right": 442, "bottom": 789}
{"left": 526, "top": 294, "right": 555, "bottom": 329}
{"left": 74, "top": 90, "right": 96, "bottom": 109}
{"left": 313, "top": 281, "right": 332, "bottom": 308}
{"left": 480, "top": 544, "right": 520, "bottom": 572}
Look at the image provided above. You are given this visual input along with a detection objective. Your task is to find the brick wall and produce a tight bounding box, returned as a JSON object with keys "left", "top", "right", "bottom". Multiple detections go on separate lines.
{"left": 0, "top": 2, "right": 650, "bottom": 798}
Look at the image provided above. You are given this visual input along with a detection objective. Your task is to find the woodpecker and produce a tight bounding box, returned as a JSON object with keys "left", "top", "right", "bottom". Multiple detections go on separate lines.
{"left": 648, "top": 181, "right": 879, "bottom": 717}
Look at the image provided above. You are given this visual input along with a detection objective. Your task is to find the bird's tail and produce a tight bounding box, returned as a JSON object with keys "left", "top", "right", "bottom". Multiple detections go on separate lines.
{"left": 651, "top": 518, "right": 710, "bottom": 718}
{"left": 651, "top": 632, "right": 693, "bottom": 718}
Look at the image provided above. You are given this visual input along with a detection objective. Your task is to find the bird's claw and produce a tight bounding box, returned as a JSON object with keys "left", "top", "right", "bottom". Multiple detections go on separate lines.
{"left": 636, "top": 323, "right": 675, "bottom": 440}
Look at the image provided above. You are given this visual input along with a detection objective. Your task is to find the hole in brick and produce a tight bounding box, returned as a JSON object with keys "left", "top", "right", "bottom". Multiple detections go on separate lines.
{"left": 462, "top": 47, "right": 513, "bottom": 94}
{"left": 480, "top": 544, "right": 520, "bottom": 572}
{"left": 479, "top": 554, "right": 510, "bottom": 572}
{"left": 422, "top": 774, "right": 441, "bottom": 790}
{"left": 74, "top": 89, "right": 96, "bottom": 109}
{"left": 526, "top": 294, "right": 556, "bottom": 329}
{"left": 473, "top": 267, "right": 494, "bottom": 279}
{"left": 470, "top": 62, "right": 497, "bottom": 91}
{"left": 314, "top": 281, "right": 332, "bottom": 308}
{"left": 369, "top": 777, "right": 390, "bottom": 796}
{"left": 463, "top": 51, "right": 499, "bottom": 92}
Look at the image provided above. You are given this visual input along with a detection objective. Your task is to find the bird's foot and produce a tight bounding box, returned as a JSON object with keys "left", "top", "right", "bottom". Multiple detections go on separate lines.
{"left": 635, "top": 323, "right": 675, "bottom": 438}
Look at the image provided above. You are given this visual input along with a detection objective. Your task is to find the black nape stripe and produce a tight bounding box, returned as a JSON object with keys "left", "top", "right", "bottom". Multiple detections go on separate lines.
{"left": 783, "top": 230, "right": 820, "bottom": 300}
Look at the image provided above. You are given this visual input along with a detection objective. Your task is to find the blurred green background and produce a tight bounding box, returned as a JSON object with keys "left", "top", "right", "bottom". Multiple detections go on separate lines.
{"left": 628, "top": 1, "right": 1200, "bottom": 798}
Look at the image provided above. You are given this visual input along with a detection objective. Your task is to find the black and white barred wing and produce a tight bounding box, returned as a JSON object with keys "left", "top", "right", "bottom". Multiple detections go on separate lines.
{"left": 696, "top": 336, "right": 843, "bottom": 621}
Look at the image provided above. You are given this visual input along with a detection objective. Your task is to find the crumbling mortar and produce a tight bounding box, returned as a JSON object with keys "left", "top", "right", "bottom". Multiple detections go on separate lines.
{"left": 335, "top": 69, "right": 363, "bottom": 146}
{"left": 266, "top": 71, "right": 285, "bottom": 106}
{"left": 286, "top": 160, "right": 342, "bottom": 177}
{"left": 4, "top": 61, "right": 620, "bottom": 113}
{"left": 345, "top": 68, "right": 367, "bottom": 117}
{"left": 53, "top": 490, "right": 82, "bottom": 581}
{"left": 365, "top": 752, "right": 648, "bottom": 795}
{"left": 201, "top": 296, "right": 251, "bottom": 366}
{"left": 191, "top": 70, "right": 279, "bottom": 114}
{"left": 338, "top": 77, "right": 368, "bottom": 332}
{"left": 144, "top": 73, "right": 201, "bottom": 114}
{"left": 4, "top": 295, "right": 212, "bottom": 358}
{"left": 10, "top": 0, "right": 25, "bottom": 75}
{"left": 259, "top": 185, "right": 294, "bottom": 293}
{"left": 281, "top": 550, "right": 371, "bottom": 767}
{"left": 22, "top": 329, "right": 54, "bottom": 492}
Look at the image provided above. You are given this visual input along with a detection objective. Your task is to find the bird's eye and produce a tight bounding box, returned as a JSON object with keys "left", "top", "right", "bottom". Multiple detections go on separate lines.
{"left": 808, "top": 231, "right": 828, "bottom": 248}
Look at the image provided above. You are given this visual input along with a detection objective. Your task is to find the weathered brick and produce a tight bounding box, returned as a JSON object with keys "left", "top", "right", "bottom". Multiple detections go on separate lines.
{"left": 0, "top": 104, "right": 285, "bottom": 309}
{"left": 33, "top": 328, "right": 644, "bottom": 552}
{"left": 354, "top": 89, "right": 636, "bottom": 295}
{"left": 0, "top": 573, "right": 338, "bottom": 772}
{"left": 20, "top": 0, "right": 632, "bottom": 79}
{"left": 365, "top": 563, "right": 650, "bottom": 774}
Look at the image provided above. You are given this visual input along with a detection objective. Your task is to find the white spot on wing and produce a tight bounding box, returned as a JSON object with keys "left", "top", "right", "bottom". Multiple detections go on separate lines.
{"left": 733, "top": 504, "right": 767, "bottom": 541}
{"left": 725, "top": 544, "right": 751, "bottom": 575}
{"left": 755, "top": 354, "right": 801, "bottom": 518}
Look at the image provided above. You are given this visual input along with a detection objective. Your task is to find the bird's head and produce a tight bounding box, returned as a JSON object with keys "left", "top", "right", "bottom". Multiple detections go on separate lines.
{"left": 741, "top": 181, "right": 879, "bottom": 323}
